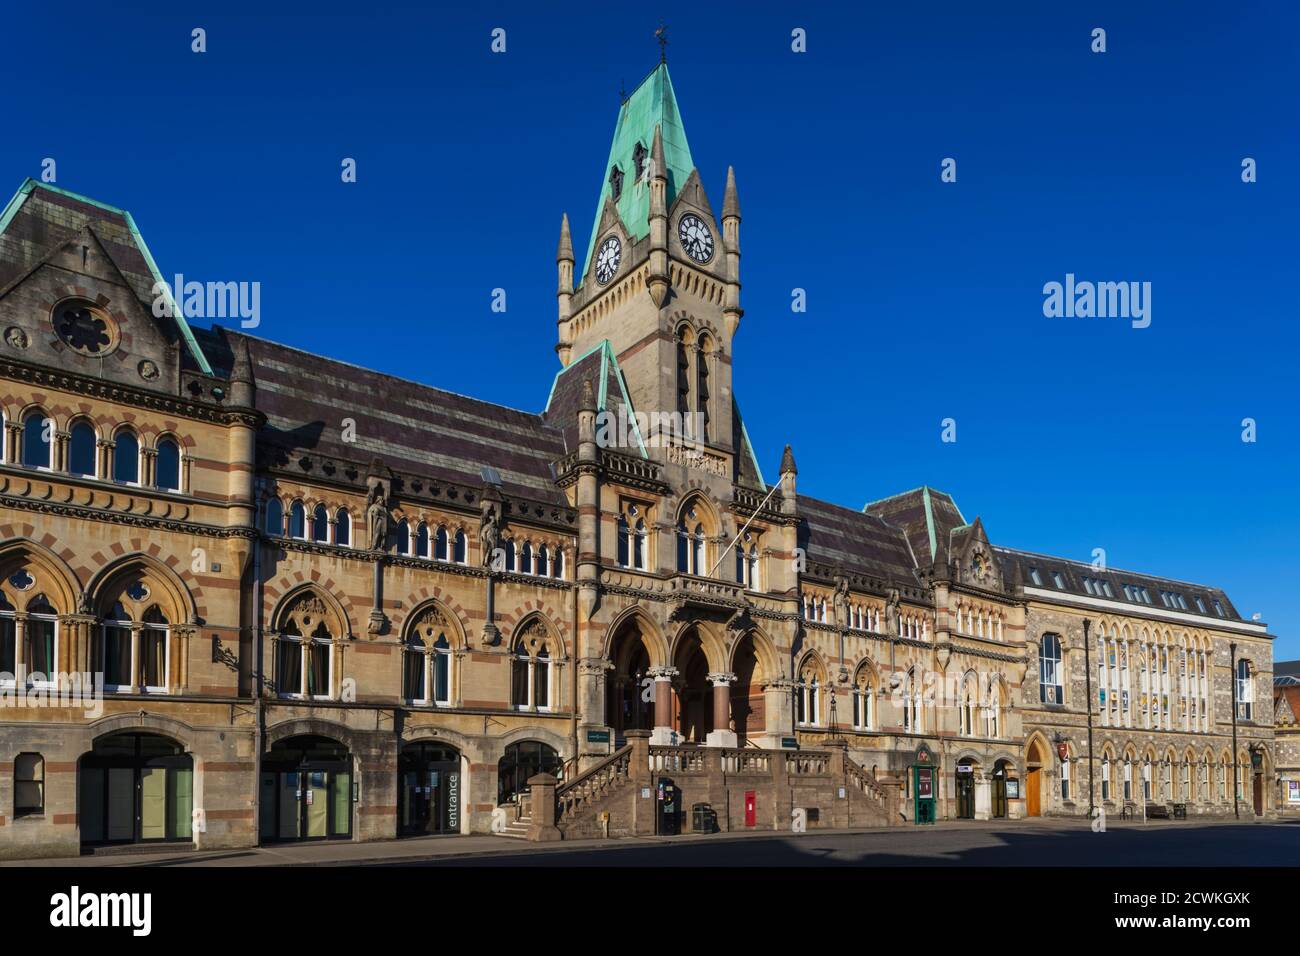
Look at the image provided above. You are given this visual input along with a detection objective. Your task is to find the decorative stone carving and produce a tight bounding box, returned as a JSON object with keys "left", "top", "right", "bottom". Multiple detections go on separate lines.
{"left": 366, "top": 481, "right": 389, "bottom": 552}
{"left": 5, "top": 327, "right": 28, "bottom": 349}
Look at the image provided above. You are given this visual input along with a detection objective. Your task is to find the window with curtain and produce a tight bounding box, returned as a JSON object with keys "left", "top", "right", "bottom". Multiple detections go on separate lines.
{"left": 0, "top": 591, "right": 15, "bottom": 680}
{"left": 95, "top": 601, "right": 133, "bottom": 689}
{"left": 25, "top": 594, "right": 57, "bottom": 683}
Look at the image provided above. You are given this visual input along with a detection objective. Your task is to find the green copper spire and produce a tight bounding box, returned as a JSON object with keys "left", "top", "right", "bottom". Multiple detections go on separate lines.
{"left": 579, "top": 63, "right": 695, "bottom": 287}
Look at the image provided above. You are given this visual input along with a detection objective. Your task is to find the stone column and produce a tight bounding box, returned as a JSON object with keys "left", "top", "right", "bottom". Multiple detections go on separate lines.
{"left": 706, "top": 672, "right": 738, "bottom": 748}
{"left": 525, "top": 773, "right": 563, "bottom": 842}
{"left": 648, "top": 665, "right": 678, "bottom": 745}
{"left": 974, "top": 772, "right": 992, "bottom": 820}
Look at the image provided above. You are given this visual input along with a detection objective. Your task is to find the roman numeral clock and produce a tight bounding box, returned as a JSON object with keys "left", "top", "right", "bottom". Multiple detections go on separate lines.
{"left": 677, "top": 214, "right": 714, "bottom": 263}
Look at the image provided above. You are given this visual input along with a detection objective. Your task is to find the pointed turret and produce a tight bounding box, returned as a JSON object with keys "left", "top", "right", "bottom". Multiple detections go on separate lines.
{"left": 556, "top": 213, "right": 575, "bottom": 366}
{"left": 229, "top": 337, "right": 256, "bottom": 407}
{"left": 779, "top": 444, "right": 798, "bottom": 515}
{"left": 647, "top": 124, "right": 670, "bottom": 307}
{"left": 722, "top": 166, "right": 743, "bottom": 336}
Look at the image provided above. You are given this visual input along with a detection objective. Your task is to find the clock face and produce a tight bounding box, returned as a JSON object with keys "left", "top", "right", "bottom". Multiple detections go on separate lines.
{"left": 678, "top": 214, "right": 714, "bottom": 263}
{"left": 595, "top": 236, "right": 621, "bottom": 284}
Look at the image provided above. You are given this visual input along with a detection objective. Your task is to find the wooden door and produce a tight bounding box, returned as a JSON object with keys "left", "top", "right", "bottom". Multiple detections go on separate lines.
{"left": 1026, "top": 768, "right": 1041, "bottom": 816}
{"left": 1253, "top": 774, "right": 1263, "bottom": 815}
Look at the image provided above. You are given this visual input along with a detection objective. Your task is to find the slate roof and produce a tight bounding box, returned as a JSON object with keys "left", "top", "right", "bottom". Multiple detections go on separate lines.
{"left": 798, "top": 495, "right": 919, "bottom": 582}
{"left": 993, "top": 545, "right": 1246, "bottom": 623}
{"left": 1275, "top": 660, "right": 1300, "bottom": 681}
{"left": 0, "top": 179, "right": 211, "bottom": 372}
{"left": 542, "top": 340, "right": 643, "bottom": 455}
{"left": 196, "top": 327, "right": 568, "bottom": 505}
{"left": 863, "top": 486, "right": 967, "bottom": 567}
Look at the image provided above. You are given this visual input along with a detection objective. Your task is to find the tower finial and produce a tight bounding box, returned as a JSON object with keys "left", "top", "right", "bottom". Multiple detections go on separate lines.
{"left": 655, "top": 20, "right": 668, "bottom": 64}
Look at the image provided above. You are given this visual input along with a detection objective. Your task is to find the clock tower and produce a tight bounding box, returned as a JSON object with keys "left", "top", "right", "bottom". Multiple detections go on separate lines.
{"left": 555, "top": 62, "right": 750, "bottom": 480}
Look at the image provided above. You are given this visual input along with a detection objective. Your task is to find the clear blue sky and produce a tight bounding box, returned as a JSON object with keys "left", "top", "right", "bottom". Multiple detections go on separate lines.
{"left": 4, "top": 1, "right": 1296, "bottom": 658}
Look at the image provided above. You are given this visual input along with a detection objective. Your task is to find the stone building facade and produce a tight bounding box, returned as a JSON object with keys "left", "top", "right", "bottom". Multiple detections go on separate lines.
{"left": 0, "top": 62, "right": 1277, "bottom": 859}
{"left": 1275, "top": 662, "right": 1300, "bottom": 816}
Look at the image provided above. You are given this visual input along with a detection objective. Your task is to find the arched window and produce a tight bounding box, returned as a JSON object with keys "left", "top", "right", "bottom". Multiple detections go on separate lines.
{"left": 696, "top": 333, "right": 712, "bottom": 442}
{"left": 335, "top": 508, "right": 351, "bottom": 547}
{"left": 634, "top": 520, "right": 647, "bottom": 570}
{"left": 277, "top": 611, "right": 333, "bottom": 700}
{"left": 22, "top": 411, "right": 51, "bottom": 469}
{"left": 1060, "top": 755, "right": 1071, "bottom": 801}
{"left": 852, "top": 668, "right": 873, "bottom": 730}
{"left": 503, "top": 539, "right": 516, "bottom": 572}
{"left": 14, "top": 752, "right": 44, "bottom": 817}
{"left": 554, "top": 549, "right": 566, "bottom": 580}
{"left": 289, "top": 500, "right": 307, "bottom": 539}
{"left": 617, "top": 515, "right": 630, "bottom": 567}
{"left": 536, "top": 545, "right": 549, "bottom": 577}
{"left": 959, "top": 676, "right": 977, "bottom": 736}
{"left": 1235, "top": 659, "right": 1253, "bottom": 720}
{"left": 25, "top": 594, "right": 57, "bottom": 684}
{"left": 1101, "top": 755, "right": 1111, "bottom": 801}
{"left": 395, "top": 519, "right": 410, "bottom": 555}
{"left": 1143, "top": 758, "right": 1152, "bottom": 800}
{"left": 1039, "top": 634, "right": 1063, "bottom": 704}
{"left": 155, "top": 437, "right": 181, "bottom": 491}
{"left": 140, "top": 605, "right": 169, "bottom": 691}
{"left": 902, "top": 668, "right": 921, "bottom": 733}
{"left": 264, "top": 497, "right": 284, "bottom": 536}
{"left": 112, "top": 428, "right": 139, "bottom": 483}
{"left": 984, "top": 682, "right": 1002, "bottom": 738}
{"left": 416, "top": 523, "right": 430, "bottom": 558}
{"left": 69, "top": 421, "right": 97, "bottom": 477}
{"left": 1181, "top": 760, "right": 1191, "bottom": 801}
{"left": 98, "top": 600, "right": 133, "bottom": 689}
{"left": 511, "top": 623, "right": 553, "bottom": 711}
{"left": 796, "top": 657, "right": 822, "bottom": 727}
{"left": 521, "top": 542, "right": 533, "bottom": 575}
{"left": 435, "top": 526, "right": 449, "bottom": 561}
{"left": 676, "top": 330, "right": 692, "bottom": 417}
{"left": 432, "top": 633, "right": 451, "bottom": 705}
{"left": 498, "top": 740, "right": 562, "bottom": 805}
{"left": 453, "top": 530, "right": 467, "bottom": 564}
{"left": 311, "top": 504, "right": 329, "bottom": 543}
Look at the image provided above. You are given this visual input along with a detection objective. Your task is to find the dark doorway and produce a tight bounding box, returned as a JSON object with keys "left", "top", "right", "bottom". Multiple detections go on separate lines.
{"left": 1253, "top": 772, "right": 1264, "bottom": 815}
{"left": 992, "top": 759, "right": 1010, "bottom": 818}
{"left": 607, "top": 623, "right": 653, "bottom": 739}
{"left": 956, "top": 762, "right": 976, "bottom": 819}
{"left": 399, "top": 742, "right": 461, "bottom": 836}
{"left": 731, "top": 632, "right": 766, "bottom": 744}
{"left": 498, "top": 740, "right": 562, "bottom": 805}
{"left": 79, "top": 733, "right": 193, "bottom": 847}
{"left": 259, "top": 735, "right": 352, "bottom": 843}
{"left": 673, "top": 628, "right": 710, "bottom": 743}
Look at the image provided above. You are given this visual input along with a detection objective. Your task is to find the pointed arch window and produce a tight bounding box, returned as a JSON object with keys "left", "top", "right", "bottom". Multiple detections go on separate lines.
{"left": 1123, "top": 757, "right": 1133, "bottom": 801}
{"left": 1101, "top": 755, "right": 1111, "bottom": 801}
{"left": 25, "top": 594, "right": 57, "bottom": 686}
{"left": 395, "top": 519, "right": 411, "bottom": 555}
{"left": 288, "top": 500, "right": 307, "bottom": 539}
{"left": 0, "top": 592, "right": 15, "bottom": 682}
{"left": 511, "top": 625, "right": 553, "bottom": 712}
{"left": 265, "top": 497, "right": 284, "bottom": 536}
{"left": 416, "top": 523, "right": 430, "bottom": 559}
{"left": 617, "top": 515, "right": 630, "bottom": 567}
{"left": 503, "top": 538, "right": 516, "bottom": 572}
{"left": 521, "top": 542, "right": 533, "bottom": 575}
{"left": 155, "top": 438, "right": 181, "bottom": 491}
{"left": 404, "top": 633, "right": 427, "bottom": 703}
{"left": 536, "top": 546, "right": 550, "bottom": 578}
{"left": 435, "top": 526, "right": 449, "bottom": 561}
{"left": 69, "top": 421, "right": 97, "bottom": 477}
{"left": 311, "top": 504, "right": 329, "bottom": 543}
{"left": 902, "top": 669, "right": 922, "bottom": 733}
{"left": 335, "top": 508, "right": 351, "bottom": 547}
{"left": 609, "top": 164, "right": 624, "bottom": 201}
{"left": 852, "top": 669, "right": 874, "bottom": 730}
{"left": 453, "top": 530, "right": 467, "bottom": 564}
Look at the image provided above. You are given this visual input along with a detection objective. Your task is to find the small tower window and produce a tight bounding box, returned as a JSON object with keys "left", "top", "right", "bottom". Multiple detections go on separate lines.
{"left": 633, "top": 142, "right": 648, "bottom": 180}
{"left": 609, "top": 165, "right": 624, "bottom": 201}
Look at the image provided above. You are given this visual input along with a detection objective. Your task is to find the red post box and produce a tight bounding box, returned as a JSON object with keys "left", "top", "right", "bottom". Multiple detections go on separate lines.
{"left": 744, "top": 790, "right": 756, "bottom": 827}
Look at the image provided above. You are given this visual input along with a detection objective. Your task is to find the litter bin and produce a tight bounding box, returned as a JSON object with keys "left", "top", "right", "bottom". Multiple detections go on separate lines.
{"left": 691, "top": 802, "right": 717, "bottom": 833}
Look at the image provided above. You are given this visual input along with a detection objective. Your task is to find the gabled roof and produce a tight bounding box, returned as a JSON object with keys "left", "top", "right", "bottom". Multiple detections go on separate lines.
{"left": 863, "top": 486, "right": 967, "bottom": 567}
{"left": 579, "top": 63, "right": 694, "bottom": 287}
{"left": 0, "top": 178, "right": 211, "bottom": 373}
{"left": 196, "top": 327, "right": 568, "bottom": 505}
{"left": 543, "top": 339, "right": 646, "bottom": 456}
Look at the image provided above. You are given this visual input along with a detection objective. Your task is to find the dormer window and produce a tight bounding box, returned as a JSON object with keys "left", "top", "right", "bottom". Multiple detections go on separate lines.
{"left": 1051, "top": 571, "right": 1065, "bottom": 589}
{"left": 1028, "top": 567, "right": 1042, "bottom": 586}
{"left": 609, "top": 165, "right": 624, "bottom": 201}
{"left": 632, "top": 142, "right": 648, "bottom": 180}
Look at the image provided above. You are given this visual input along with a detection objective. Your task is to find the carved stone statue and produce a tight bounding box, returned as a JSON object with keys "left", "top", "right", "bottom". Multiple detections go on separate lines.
{"left": 480, "top": 502, "right": 500, "bottom": 568}
{"left": 832, "top": 577, "right": 850, "bottom": 628}
{"left": 366, "top": 483, "right": 389, "bottom": 552}
{"left": 885, "top": 586, "right": 901, "bottom": 636}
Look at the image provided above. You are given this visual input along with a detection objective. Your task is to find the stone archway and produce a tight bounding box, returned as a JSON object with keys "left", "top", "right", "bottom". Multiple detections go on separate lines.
{"left": 672, "top": 626, "right": 711, "bottom": 744}
{"left": 731, "top": 631, "right": 770, "bottom": 746}
{"left": 605, "top": 612, "right": 661, "bottom": 738}
{"left": 1025, "top": 736, "right": 1048, "bottom": 817}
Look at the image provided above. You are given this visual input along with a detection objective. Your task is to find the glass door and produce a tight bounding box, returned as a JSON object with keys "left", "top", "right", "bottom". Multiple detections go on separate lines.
{"left": 956, "top": 771, "right": 975, "bottom": 819}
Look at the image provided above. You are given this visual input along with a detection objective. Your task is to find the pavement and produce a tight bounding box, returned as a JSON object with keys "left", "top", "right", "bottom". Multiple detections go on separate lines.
{"left": 8, "top": 815, "right": 1296, "bottom": 867}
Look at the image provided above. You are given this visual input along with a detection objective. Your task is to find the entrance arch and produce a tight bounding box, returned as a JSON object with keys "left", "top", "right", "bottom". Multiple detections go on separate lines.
{"left": 79, "top": 732, "right": 193, "bottom": 847}
{"left": 991, "top": 758, "right": 1012, "bottom": 818}
{"left": 672, "top": 626, "right": 711, "bottom": 743}
{"left": 606, "top": 613, "right": 661, "bottom": 737}
{"left": 260, "top": 735, "right": 353, "bottom": 842}
{"left": 731, "top": 631, "right": 771, "bottom": 744}
{"left": 398, "top": 741, "right": 462, "bottom": 836}
{"left": 498, "top": 740, "right": 562, "bottom": 805}
{"left": 955, "top": 757, "right": 979, "bottom": 819}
